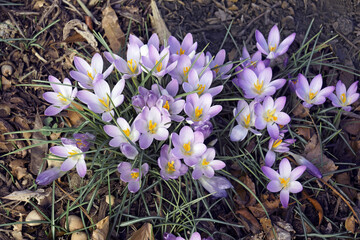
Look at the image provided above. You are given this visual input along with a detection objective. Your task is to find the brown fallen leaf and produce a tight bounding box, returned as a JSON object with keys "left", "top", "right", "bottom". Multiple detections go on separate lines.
{"left": 302, "top": 191, "right": 323, "bottom": 225}
{"left": 2, "top": 189, "right": 50, "bottom": 204}
{"left": 67, "top": 103, "right": 85, "bottom": 127}
{"left": 30, "top": 114, "right": 47, "bottom": 175}
{"left": 9, "top": 159, "right": 28, "bottom": 180}
{"left": 102, "top": 5, "right": 125, "bottom": 53}
{"left": 292, "top": 101, "right": 309, "bottom": 118}
{"left": 335, "top": 172, "right": 357, "bottom": 201}
{"left": 341, "top": 118, "right": 360, "bottom": 136}
{"left": 150, "top": 0, "right": 171, "bottom": 45}
{"left": 234, "top": 174, "right": 256, "bottom": 207}
{"left": 92, "top": 216, "right": 109, "bottom": 240}
{"left": 63, "top": 19, "right": 98, "bottom": 51}
{"left": 128, "top": 223, "right": 154, "bottom": 240}
{"left": 14, "top": 116, "right": 32, "bottom": 140}
{"left": 345, "top": 215, "right": 356, "bottom": 234}
{"left": 235, "top": 208, "right": 261, "bottom": 234}
{"left": 295, "top": 127, "right": 312, "bottom": 141}
{"left": 248, "top": 194, "right": 280, "bottom": 218}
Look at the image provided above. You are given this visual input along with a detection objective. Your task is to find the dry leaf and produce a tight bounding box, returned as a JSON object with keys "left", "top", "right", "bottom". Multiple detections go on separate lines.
{"left": 102, "top": 6, "right": 125, "bottom": 53}
{"left": 9, "top": 159, "right": 28, "bottom": 180}
{"left": 63, "top": 19, "right": 98, "bottom": 51}
{"left": 11, "top": 214, "right": 23, "bottom": 240}
{"left": 150, "top": 0, "right": 171, "bottom": 45}
{"left": 295, "top": 127, "right": 312, "bottom": 141}
{"left": 345, "top": 215, "right": 356, "bottom": 233}
{"left": 235, "top": 208, "right": 261, "bottom": 234}
{"left": 335, "top": 172, "right": 357, "bottom": 200}
{"left": 30, "top": 114, "right": 47, "bottom": 175}
{"left": 92, "top": 216, "right": 109, "bottom": 240}
{"left": 2, "top": 189, "right": 50, "bottom": 204}
{"left": 260, "top": 217, "right": 273, "bottom": 239}
{"left": 302, "top": 191, "right": 323, "bottom": 225}
{"left": 234, "top": 174, "right": 256, "bottom": 207}
{"left": 14, "top": 116, "right": 31, "bottom": 140}
{"left": 341, "top": 119, "right": 360, "bottom": 136}
{"left": 128, "top": 223, "right": 154, "bottom": 240}
{"left": 292, "top": 101, "right": 309, "bottom": 118}
{"left": 248, "top": 194, "right": 280, "bottom": 218}
{"left": 67, "top": 103, "right": 85, "bottom": 127}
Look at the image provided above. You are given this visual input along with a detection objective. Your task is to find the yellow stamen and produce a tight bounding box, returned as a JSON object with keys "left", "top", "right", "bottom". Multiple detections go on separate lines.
{"left": 243, "top": 114, "right": 251, "bottom": 127}
{"left": 272, "top": 139, "right": 282, "bottom": 148}
{"left": 155, "top": 60, "right": 162, "bottom": 72}
{"left": 123, "top": 128, "right": 130, "bottom": 137}
{"left": 183, "top": 66, "right": 190, "bottom": 77}
{"left": 201, "top": 158, "right": 209, "bottom": 166}
{"left": 131, "top": 172, "right": 139, "bottom": 179}
{"left": 196, "top": 84, "right": 206, "bottom": 95}
{"left": 163, "top": 101, "right": 170, "bottom": 111}
{"left": 253, "top": 79, "right": 264, "bottom": 94}
{"left": 265, "top": 109, "right": 277, "bottom": 122}
{"left": 340, "top": 93, "right": 346, "bottom": 103}
{"left": 269, "top": 44, "right": 277, "bottom": 52}
{"left": 213, "top": 64, "right": 220, "bottom": 74}
{"left": 279, "top": 177, "right": 290, "bottom": 188}
{"left": 127, "top": 59, "right": 137, "bottom": 74}
{"left": 57, "top": 93, "right": 68, "bottom": 103}
{"left": 250, "top": 61, "right": 257, "bottom": 67}
{"left": 148, "top": 120, "right": 157, "bottom": 134}
{"left": 99, "top": 96, "right": 111, "bottom": 111}
{"left": 75, "top": 139, "right": 85, "bottom": 148}
{"left": 166, "top": 161, "right": 176, "bottom": 173}
{"left": 194, "top": 106, "right": 203, "bottom": 121}
{"left": 183, "top": 141, "right": 191, "bottom": 153}
{"left": 176, "top": 48, "right": 185, "bottom": 55}
{"left": 309, "top": 91, "right": 318, "bottom": 100}
{"left": 68, "top": 149, "right": 78, "bottom": 156}
{"left": 87, "top": 71, "right": 94, "bottom": 80}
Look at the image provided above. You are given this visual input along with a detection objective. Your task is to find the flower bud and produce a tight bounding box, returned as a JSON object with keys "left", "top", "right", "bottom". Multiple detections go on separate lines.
{"left": 192, "top": 121, "right": 213, "bottom": 139}
{"left": 36, "top": 167, "right": 65, "bottom": 186}
{"left": 198, "top": 175, "right": 233, "bottom": 198}
{"left": 288, "top": 152, "right": 322, "bottom": 178}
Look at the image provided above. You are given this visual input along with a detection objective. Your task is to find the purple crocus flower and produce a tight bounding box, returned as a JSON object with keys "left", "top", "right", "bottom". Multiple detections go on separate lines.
{"left": 171, "top": 126, "right": 207, "bottom": 166}
{"left": 261, "top": 158, "right": 306, "bottom": 208}
{"left": 192, "top": 148, "right": 225, "bottom": 179}
{"left": 328, "top": 80, "right": 359, "bottom": 111}
{"left": 73, "top": 133, "right": 95, "bottom": 152}
{"left": 288, "top": 152, "right": 322, "bottom": 179}
{"left": 169, "top": 54, "right": 193, "bottom": 84}
{"left": 295, "top": 74, "right": 335, "bottom": 109}
{"left": 236, "top": 67, "right": 286, "bottom": 101}
{"left": 265, "top": 136, "right": 296, "bottom": 167}
{"left": 132, "top": 86, "right": 160, "bottom": 113}
{"left": 69, "top": 53, "right": 114, "bottom": 89}
{"left": 184, "top": 93, "right": 222, "bottom": 125}
{"left": 141, "top": 45, "right": 177, "bottom": 78}
{"left": 43, "top": 76, "right": 78, "bottom": 116}
{"left": 198, "top": 175, "right": 233, "bottom": 198}
{"left": 168, "top": 33, "right": 197, "bottom": 61}
{"left": 156, "top": 95, "right": 185, "bottom": 122}
{"left": 255, "top": 25, "right": 296, "bottom": 59}
{"left": 129, "top": 33, "right": 160, "bottom": 57}
{"left": 240, "top": 46, "right": 268, "bottom": 69}
{"left": 134, "top": 106, "right": 171, "bottom": 149}
{"left": 205, "top": 49, "right": 233, "bottom": 80}
{"left": 36, "top": 167, "right": 65, "bottom": 186}
{"left": 182, "top": 69, "right": 223, "bottom": 97}
{"left": 230, "top": 100, "right": 260, "bottom": 142}
{"left": 191, "top": 120, "right": 213, "bottom": 139}
{"left": 77, "top": 79, "right": 125, "bottom": 122}
{"left": 117, "top": 162, "right": 149, "bottom": 193}
{"left": 163, "top": 232, "right": 209, "bottom": 240}
{"left": 255, "top": 96, "right": 291, "bottom": 139}
{"left": 158, "top": 144, "right": 188, "bottom": 180}
{"left": 50, "top": 138, "right": 87, "bottom": 177}
{"left": 104, "top": 43, "right": 142, "bottom": 79}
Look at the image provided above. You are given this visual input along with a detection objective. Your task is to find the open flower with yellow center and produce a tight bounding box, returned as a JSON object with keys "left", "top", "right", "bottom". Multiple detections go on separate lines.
{"left": 183, "top": 69, "right": 223, "bottom": 97}
{"left": 50, "top": 138, "right": 86, "bottom": 177}
{"left": 43, "top": 76, "right": 78, "bottom": 116}
{"left": 192, "top": 148, "right": 225, "bottom": 180}
{"left": 168, "top": 33, "right": 197, "bottom": 61}
{"left": 70, "top": 53, "right": 114, "bottom": 89}
{"left": 184, "top": 93, "right": 222, "bottom": 126}
{"left": 295, "top": 73, "right": 335, "bottom": 109}
{"left": 158, "top": 145, "right": 188, "bottom": 180}
{"left": 129, "top": 33, "right": 160, "bottom": 58}
{"left": 117, "top": 162, "right": 149, "bottom": 193}
{"left": 255, "top": 25, "right": 296, "bottom": 59}
{"left": 141, "top": 45, "right": 177, "bottom": 78}
{"left": 265, "top": 135, "right": 296, "bottom": 167}
{"left": 328, "top": 80, "right": 359, "bottom": 112}
{"left": 261, "top": 158, "right": 306, "bottom": 208}
{"left": 134, "top": 106, "right": 171, "bottom": 149}
{"left": 205, "top": 49, "right": 233, "bottom": 80}
{"left": 77, "top": 79, "right": 125, "bottom": 122}
{"left": 169, "top": 54, "right": 204, "bottom": 84}
{"left": 171, "top": 126, "right": 207, "bottom": 166}
{"left": 235, "top": 67, "right": 286, "bottom": 101}
{"left": 230, "top": 100, "right": 261, "bottom": 142}
{"left": 255, "top": 96, "right": 290, "bottom": 139}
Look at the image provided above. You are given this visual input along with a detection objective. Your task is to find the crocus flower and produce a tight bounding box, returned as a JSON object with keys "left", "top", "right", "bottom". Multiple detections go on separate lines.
{"left": 72, "top": 133, "right": 95, "bottom": 152}
{"left": 295, "top": 74, "right": 335, "bottom": 109}
{"left": 288, "top": 152, "right": 322, "bottom": 178}
{"left": 169, "top": 54, "right": 193, "bottom": 84}
{"left": 191, "top": 120, "right": 213, "bottom": 139}
{"left": 265, "top": 136, "right": 296, "bottom": 167}
{"left": 163, "top": 232, "right": 210, "bottom": 240}
{"left": 70, "top": 53, "right": 114, "bottom": 89}
{"left": 205, "top": 49, "right": 233, "bottom": 80}
{"left": 158, "top": 144, "right": 188, "bottom": 180}
{"left": 120, "top": 143, "right": 139, "bottom": 160}
{"left": 43, "top": 76, "right": 78, "bottom": 116}
{"left": 236, "top": 67, "right": 286, "bottom": 101}
{"left": 198, "top": 175, "right": 233, "bottom": 198}
{"left": 240, "top": 46, "right": 266, "bottom": 69}
{"left": 77, "top": 79, "right": 125, "bottom": 122}
{"left": 255, "top": 25, "right": 296, "bottom": 59}
{"left": 156, "top": 95, "right": 185, "bottom": 122}
{"left": 135, "top": 106, "right": 171, "bottom": 149}
{"left": 255, "top": 96, "right": 291, "bottom": 139}
{"left": 230, "top": 100, "right": 260, "bottom": 142}
{"left": 105, "top": 43, "right": 142, "bottom": 79}
{"left": 262, "top": 158, "right": 306, "bottom": 208}
{"left": 171, "top": 126, "right": 207, "bottom": 166}
{"left": 36, "top": 167, "right": 65, "bottom": 186}
{"left": 328, "top": 80, "right": 359, "bottom": 111}
{"left": 50, "top": 138, "right": 87, "bottom": 177}
{"left": 141, "top": 45, "right": 177, "bottom": 78}
{"left": 132, "top": 86, "right": 159, "bottom": 113}
{"left": 168, "top": 33, "right": 197, "bottom": 60}
{"left": 117, "top": 162, "right": 149, "bottom": 193}
{"left": 129, "top": 33, "right": 159, "bottom": 57}
{"left": 192, "top": 148, "right": 226, "bottom": 179}
{"left": 182, "top": 69, "right": 223, "bottom": 97}
{"left": 184, "top": 93, "right": 222, "bottom": 125}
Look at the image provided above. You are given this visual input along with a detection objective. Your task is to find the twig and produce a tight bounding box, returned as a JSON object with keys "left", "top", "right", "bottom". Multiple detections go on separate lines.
{"left": 62, "top": 0, "right": 83, "bottom": 17}
{"left": 76, "top": 0, "right": 101, "bottom": 26}
{"left": 6, "top": 10, "right": 26, "bottom": 38}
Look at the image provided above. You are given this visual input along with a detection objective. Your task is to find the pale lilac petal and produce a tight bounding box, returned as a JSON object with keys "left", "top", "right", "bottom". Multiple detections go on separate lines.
{"left": 192, "top": 143, "right": 207, "bottom": 156}
{"left": 91, "top": 53, "right": 103, "bottom": 74}
{"left": 290, "top": 165, "right": 306, "bottom": 181}
{"left": 210, "top": 160, "right": 226, "bottom": 170}
{"left": 76, "top": 158, "right": 87, "bottom": 177}
{"left": 128, "top": 181, "right": 141, "bottom": 193}
{"left": 154, "top": 128, "right": 169, "bottom": 141}
{"left": 267, "top": 123, "right": 279, "bottom": 139}
{"left": 48, "top": 75, "right": 62, "bottom": 93}
{"left": 255, "top": 30, "right": 268, "bottom": 54}
{"left": 309, "top": 74, "right": 323, "bottom": 93}
{"left": 268, "top": 25, "right": 280, "bottom": 51}
{"left": 117, "top": 162, "right": 131, "bottom": 173}
{"left": 192, "top": 167, "right": 203, "bottom": 179}
{"left": 275, "top": 112, "right": 291, "bottom": 125}
{"left": 269, "top": 78, "right": 286, "bottom": 90}
{"left": 189, "top": 232, "right": 201, "bottom": 240}
{"left": 61, "top": 158, "right": 76, "bottom": 171}
{"left": 120, "top": 143, "right": 138, "bottom": 160}
{"left": 208, "top": 105, "right": 222, "bottom": 118}
{"left": 348, "top": 93, "right": 360, "bottom": 105}
{"left": 261, "top": 166, "right": 280, "bottom": 180}
{"left": 267, "top": 180, "right": 282, "bottom": 192}
{"left": 348, "top": 81, "right": 359, "bottom": 95}
{"left": 274, "top": 96, "right": 286, "bottom": 111}
{"left": 166, "top": 79, "right": 179, "bottom": 97}
{"left": 318, "top": 86, "right": 335, "bottom": 98}
{"left": 265, "top": 150, "right": 276, "bottom": 167}
{"left": 74, "top": 56, "right": 91, "bottom": 74}
{"left": 45, "top": 105, "right": 64, "bottom": 116}
{"left": 104, "top": 125, "right": 121, "bottom": 138}
{"left": 280, "top": 189, "right": 290, "bottom": 208}
{"left": 276, "top": 33, "right": 296, "bottom": 56}
{"left": 279, "top": 158, "right": 291, "bottom": 178}
{"left": 230, "top": 125, "right": 248, "bottom": 141}
{"left": 109, "top": 137, "right": 124, "bottom": 147}
{"left": 288, "top": 181, "right": 303, "bottom": 193}
{"left": 50, "top": 146, "right": 68, "bottom": 157}
{"left": 43, "top": 92, "right": 61, "bottom": 105}
{"left": 139, "top": 134, "right": 153, "bottom": 149}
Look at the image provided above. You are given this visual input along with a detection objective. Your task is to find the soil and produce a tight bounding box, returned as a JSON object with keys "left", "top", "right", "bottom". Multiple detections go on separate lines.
{"left": 0, "top": 0, "right": 360, "bottom": 239}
